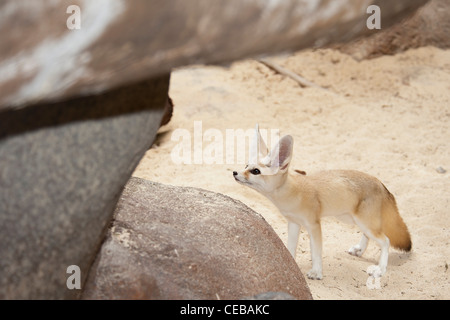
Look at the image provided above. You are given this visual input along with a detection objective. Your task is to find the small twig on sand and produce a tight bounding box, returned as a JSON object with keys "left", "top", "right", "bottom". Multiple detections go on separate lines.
{"left": 258, "top": 58, "right": 327, "bottom": 91}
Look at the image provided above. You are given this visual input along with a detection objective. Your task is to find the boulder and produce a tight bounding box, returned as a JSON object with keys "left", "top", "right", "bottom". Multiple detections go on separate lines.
{"left": 0, "top": 75, "right": 170, "bottom": 299}
{"left": 335, "top": 0, "right": 450, "bottom": 60}
{"left": 82, "top": 178, "right": 312, "bottom": 300}
{"left": 0, "top": 0, "right": 428, "bottom": 109}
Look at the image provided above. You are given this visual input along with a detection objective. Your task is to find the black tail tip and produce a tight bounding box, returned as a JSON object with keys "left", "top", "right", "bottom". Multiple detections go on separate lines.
{"left": 398, "top": 240, "right": 412, "bottom": 252}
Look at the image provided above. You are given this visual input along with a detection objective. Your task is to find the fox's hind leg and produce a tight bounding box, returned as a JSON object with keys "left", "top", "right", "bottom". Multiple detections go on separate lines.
{"left": 353, "top": 216, "right": 390, "bottom": 277}
{"left": 348, "top": 234, "right": 369, "bottom": 257}
{"left": 367, "top": 234, "right": 389, "bottom": 277}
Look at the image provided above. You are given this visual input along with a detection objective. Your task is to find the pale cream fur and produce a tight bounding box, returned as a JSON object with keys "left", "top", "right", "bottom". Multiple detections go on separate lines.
{"left": 233, "top": 125, "right": 411, "bottom": 280}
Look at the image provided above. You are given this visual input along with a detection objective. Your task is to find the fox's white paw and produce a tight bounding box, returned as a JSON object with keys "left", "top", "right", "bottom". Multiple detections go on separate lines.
{"left": 367, "top": 265, "right": 385, "bottom": 278}
{"left": 307, "top": 269, "right": 323, "bottom": 280}
{"left": 348, "top": 245, "right": 363, "bottom": 257}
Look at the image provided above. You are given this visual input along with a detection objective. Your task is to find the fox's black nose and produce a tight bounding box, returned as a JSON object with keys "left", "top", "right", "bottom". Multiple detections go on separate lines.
{"left": 233, "top": 171, "right": 238, "bottom": 176}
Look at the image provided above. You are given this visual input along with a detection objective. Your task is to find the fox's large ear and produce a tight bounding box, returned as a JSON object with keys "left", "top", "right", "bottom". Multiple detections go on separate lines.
{"left": 257, "top": 124, "right": 269, "bottom": 159}
{"left": 270, "top": 135, "right": 293, "bottom": 171}
{"left": 249, "top": 124, "right": 268, "bottom": 165}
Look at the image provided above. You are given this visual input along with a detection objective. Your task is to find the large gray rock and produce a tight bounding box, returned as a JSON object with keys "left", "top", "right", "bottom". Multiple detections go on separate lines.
{"left": 82, "top": 178, "right": 312, "bottom": 300}
{"left": 0, "top": 0, "right": 428, "bottom": 109}
{"left": 0, "top": 75, "right": 170, "bottom": 299}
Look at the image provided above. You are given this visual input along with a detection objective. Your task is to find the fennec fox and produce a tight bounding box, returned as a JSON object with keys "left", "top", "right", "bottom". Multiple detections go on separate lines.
{"left": 233, "top": 125, "right": 411, "bottom": 280}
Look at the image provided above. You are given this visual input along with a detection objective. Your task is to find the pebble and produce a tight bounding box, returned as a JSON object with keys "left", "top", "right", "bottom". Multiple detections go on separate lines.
{"left": 436, "top": 166, "right": 446, "bottom": 174}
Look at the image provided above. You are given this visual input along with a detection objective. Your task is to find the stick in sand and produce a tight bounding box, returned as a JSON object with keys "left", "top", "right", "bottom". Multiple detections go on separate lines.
{"left": 258, "top": 58, "right": 327, "bottom": 91}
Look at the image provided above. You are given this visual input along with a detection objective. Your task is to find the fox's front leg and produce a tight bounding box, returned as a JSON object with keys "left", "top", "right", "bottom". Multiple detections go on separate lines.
{"left": 305, "top": 221, "right": 323, "bottom": 280}
{"left": 287, "top": 221, "right": 300, "bottom": 258}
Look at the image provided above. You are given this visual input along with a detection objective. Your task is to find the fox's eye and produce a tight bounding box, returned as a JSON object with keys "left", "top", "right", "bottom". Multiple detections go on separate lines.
{"left": 250, "top": 168, "right": 261, "bottom": 175}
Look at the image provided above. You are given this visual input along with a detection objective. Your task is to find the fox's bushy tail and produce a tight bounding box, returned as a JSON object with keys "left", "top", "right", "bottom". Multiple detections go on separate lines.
{"left": 381, "top": 187, "right": 412, "bottom": 252}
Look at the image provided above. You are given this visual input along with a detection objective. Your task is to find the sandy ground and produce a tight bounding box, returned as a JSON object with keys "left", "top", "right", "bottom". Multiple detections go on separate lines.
{"left": 133, "top": 46, "right": 450, "bottom": 300}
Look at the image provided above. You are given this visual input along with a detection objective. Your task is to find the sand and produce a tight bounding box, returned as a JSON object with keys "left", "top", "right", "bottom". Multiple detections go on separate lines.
{"left": 133, "top": 46, "right": 450, "bottom": 300}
